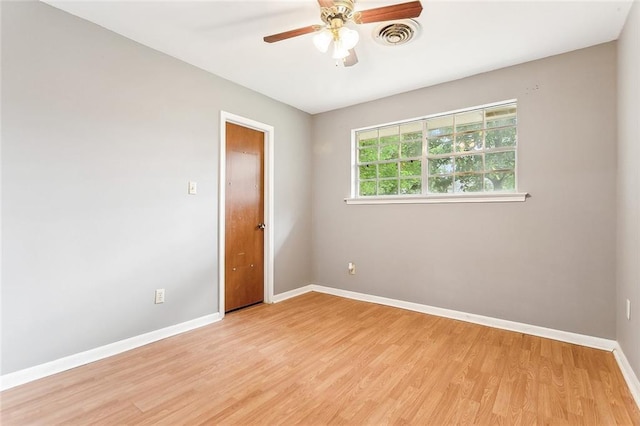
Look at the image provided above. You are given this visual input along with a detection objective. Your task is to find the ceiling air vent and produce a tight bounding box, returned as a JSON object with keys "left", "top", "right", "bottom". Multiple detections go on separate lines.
{"left": 374, "top": 19, "right": 420, "bottom": 46}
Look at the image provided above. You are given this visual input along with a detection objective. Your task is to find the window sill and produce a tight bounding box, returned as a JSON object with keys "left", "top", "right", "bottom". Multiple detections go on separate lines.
{"left": 344, "top": 192, "right": 529, "bottom": 205}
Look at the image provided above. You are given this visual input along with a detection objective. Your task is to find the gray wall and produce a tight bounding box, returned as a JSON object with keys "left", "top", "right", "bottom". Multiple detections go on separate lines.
{"left": 617, "top": 1, "right": 640, "bottom": 381}
{"left": 1, "top": 1, "right": 312, "bottom": 374}
{"left": 311, "top": 43, "right": 618, "bottom": 339}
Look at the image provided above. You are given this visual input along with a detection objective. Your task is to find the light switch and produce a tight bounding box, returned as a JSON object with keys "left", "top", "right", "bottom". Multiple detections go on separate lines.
{"left": 188, "top": 181, "right": 197, "bottom": 195}
{"left": 155, "top": 289, "right": 165, "bottom": 304}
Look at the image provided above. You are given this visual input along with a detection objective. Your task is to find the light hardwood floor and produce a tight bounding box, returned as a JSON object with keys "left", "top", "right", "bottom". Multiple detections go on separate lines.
{"left": 1, "top": 292, "right": 639, "bottom": 425}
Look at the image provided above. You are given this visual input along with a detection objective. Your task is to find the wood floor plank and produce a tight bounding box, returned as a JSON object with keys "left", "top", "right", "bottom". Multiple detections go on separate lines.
{"left": 1, "top": 292, "right": 639, "bottom": 425}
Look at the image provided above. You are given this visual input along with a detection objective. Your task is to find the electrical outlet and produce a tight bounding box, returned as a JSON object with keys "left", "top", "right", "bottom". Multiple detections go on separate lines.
{"left": 627, "top": 299, "right": 631, "bottom": 320}
{"left": 348, "top": 262, "right": 356, "bottom": 275}
{"left": 155, "top": 289, "right": 165, "bottom": 304}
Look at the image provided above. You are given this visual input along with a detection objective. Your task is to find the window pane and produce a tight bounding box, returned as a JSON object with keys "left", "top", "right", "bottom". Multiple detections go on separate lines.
{"left": 401, "top": 121, "right": 422, "bottom": 134}
{"left": 359, "top": 147, "right": 377, "bottom": 163}
{"left": 401, "top": 141, "right": 422, "bottom": 158}
{"left": 378, "top": 162, "right": 398, "bottom": 178}
{"left": 358, "top": 138, "right": 377, "bottom": 147}
{"left": 486, "top": 105, "right": 516, "bottom": 128}
{"left": 378, "top": 179, "right": 398, "bottom": 195}
{"left": 429, "top": 176, "right": 453, "bottom": 193}
{"left": 380, "top": 144, "right": 399, "bottom": 161}
{"left": 400, "top": 122, "right": 422, "bottom": 145}
{"left": 359, "top": 180, "right": 377, "bottom": 196}
{"left": 456, "top": 131, "right": 483, "bottom": 152}
{"left": 400, "top": 160, "right": 421, "bottom": 177}
{"left": 485, "top": 151, "right": 515, "bottom": 171}
{"left": 357, "top": 129, "right": 378, "bottom": 147}
{"left": 400, "top": 178, "right": 421, "bottom": 194}
{"left": 455, "top": 155, "right": 483, "bottom": 173}
{"left": 428, "top": 136, "right": 453, "bottom": 155}
{"left": 359, "top": 164, "right": 376, "bottom": 179}
{"left": 486, "top": 127, "right": 516, "bottom": 148}
{"left": 455, "top": 110, "right": 483, "bottom": 133}
{"left": 455, "top": 173, "right": 484, "bottom": 192}
{"left": 379, "top": 125, "right": 400, "bottom": 144}
{"left": 485, "top": 171, "right": 515, "bottom": 191}
{"left": 427, "top": 116, "right": 454, "bottom": 137}
{"left": 401, "top": 132, "right": 422, "bottom": 143}
{"left": 429, "top": 157, "right": 453, "bottom": 175}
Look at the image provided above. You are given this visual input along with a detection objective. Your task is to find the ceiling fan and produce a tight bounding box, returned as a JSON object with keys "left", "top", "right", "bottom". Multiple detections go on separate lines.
{"left": 263, "top": 0, "right": 423, "bottom": 67}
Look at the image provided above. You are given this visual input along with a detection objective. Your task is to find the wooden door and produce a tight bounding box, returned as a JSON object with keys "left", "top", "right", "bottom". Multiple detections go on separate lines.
{"left": 225, "top": 122, "right": 265, "bottom": 312}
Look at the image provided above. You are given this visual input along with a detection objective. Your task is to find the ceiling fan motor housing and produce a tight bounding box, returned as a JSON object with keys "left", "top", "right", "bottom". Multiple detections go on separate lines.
{"left": 321, "top": 0, "right": 357, "bottom": 26}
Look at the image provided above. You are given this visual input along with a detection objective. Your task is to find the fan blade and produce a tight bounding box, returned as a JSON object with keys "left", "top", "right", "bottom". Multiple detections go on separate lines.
{"left": 344, "top": 49, "right": 358, "bottom": 67}
{"left": 317, "top": 0, "right": 334, "bottom": 7}
{"left": 356, "top": 1, "right": 423, "bottom": 24}
{"left": 264, "top": 25, "right": 321, "bottom": 43}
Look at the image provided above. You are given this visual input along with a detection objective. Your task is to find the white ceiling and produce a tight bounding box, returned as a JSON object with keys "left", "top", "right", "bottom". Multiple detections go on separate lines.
{"left": 44, "top": 0, "right": 632, "bottom": 114}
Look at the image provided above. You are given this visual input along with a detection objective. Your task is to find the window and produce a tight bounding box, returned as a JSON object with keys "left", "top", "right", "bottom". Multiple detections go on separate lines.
{"left": 352, "top": 101, "right": 520, "bottom": 202}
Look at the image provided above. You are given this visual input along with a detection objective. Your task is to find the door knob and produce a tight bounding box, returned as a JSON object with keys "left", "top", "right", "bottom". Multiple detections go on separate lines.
{"left": 257, "top": 223, "right": 266, "bottom": 230}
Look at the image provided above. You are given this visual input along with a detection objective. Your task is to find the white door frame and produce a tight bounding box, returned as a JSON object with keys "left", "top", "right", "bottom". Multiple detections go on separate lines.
{"left": 218, "top": 111, "right": 274, "bottom": 319}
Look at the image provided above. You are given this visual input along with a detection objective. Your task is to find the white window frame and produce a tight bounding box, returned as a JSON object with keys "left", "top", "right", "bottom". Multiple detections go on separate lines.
{"left": 346, "top": 100, "right": 528, "bottom": 205}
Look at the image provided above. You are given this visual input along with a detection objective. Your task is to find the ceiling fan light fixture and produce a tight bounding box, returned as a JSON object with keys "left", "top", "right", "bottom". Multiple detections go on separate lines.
{"left": 313, "top": 29, "right": 333, "bottom": 53}
{"left": 338, "top": 27, "right": 359, "bottom": 50}
{"left": 332, "top": 39, "right": 350, "bottom": 59}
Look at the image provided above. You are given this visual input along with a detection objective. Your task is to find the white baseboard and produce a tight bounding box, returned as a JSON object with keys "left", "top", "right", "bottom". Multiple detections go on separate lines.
{"left": 613, "top": 344, "right": 640, "bottom": 408}
{"left": 293, "top": 284, "right": 617, "bottom": 351}
{"left": 0, "top": 313, "right": 221, "bottom": 391}
{"left": 272, "top": 285, "right": 314, "bottom": 303}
